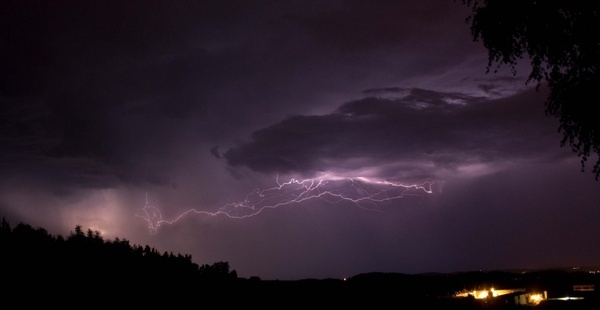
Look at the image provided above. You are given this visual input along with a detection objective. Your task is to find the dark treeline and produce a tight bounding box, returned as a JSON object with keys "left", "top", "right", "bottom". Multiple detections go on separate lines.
{"left": 0, "top": 217, "right": 237, "bottom": 304}
{"left": 1, "top": 217, "right": 598, "bottom": 308}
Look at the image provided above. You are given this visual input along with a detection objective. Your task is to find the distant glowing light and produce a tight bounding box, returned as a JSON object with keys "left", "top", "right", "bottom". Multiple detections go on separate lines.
{"left": 136, "top": 175, "right": 439, "bottom": 234}
{"left": 554, "top": 296, "right": 584, "bottom": 301}
{"left": 456, "top": 288, "right": 547, "bottom": 305}
{"left": 529, "top": 293, "right": 543, "bottom": 304}
{"left": 475, "top": 289, "right": 494, "bottom": 299}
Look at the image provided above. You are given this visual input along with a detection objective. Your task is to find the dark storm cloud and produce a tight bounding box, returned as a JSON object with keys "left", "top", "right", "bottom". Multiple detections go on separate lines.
{"left": 3, "top": 0, "right": 471, "bottom": 192}
{"left": 460, "top": 75, "right": 532, "bottom": 97}
{"left": 291, "top": 0, "right": 466, "bottom": 51}
{"left": 0, "top": 0, "right": 273, "bottom": 190}
{"left": 0, "top": 91, "right": 173, "bottom": 190}
{"left": 363, "top": 87, "right": 403, "bottom": 94}
{"left": 223, "top": 87, "right": 564, "bottom": 180}
{"left": 1, "top": 0, "right": 195, "bottom": 96}
{"left": 362, "top": 87, "right": 486, "bottom": 106}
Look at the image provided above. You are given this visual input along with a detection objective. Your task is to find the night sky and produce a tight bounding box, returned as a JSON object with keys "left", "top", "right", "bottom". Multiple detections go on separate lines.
{"left": 2, "top": 0, "right": 599, "bottom": 281}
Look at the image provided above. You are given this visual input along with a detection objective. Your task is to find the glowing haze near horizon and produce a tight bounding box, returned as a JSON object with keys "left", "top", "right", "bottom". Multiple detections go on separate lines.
{"left": 1, "top": 0, "right": 599, "bottom": 280}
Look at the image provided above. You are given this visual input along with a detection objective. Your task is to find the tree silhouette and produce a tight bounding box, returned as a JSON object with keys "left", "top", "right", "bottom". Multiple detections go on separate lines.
{"left": 0, "top": 216, "right": 238, "bottom": 298}
{"left": 460, "top": 0, "right": 600, "bottom": 180}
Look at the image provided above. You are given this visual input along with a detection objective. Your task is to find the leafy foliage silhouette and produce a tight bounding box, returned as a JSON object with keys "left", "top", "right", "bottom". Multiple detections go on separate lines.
{"left": 460, "top": 0, "right": 600, "bottom": 180}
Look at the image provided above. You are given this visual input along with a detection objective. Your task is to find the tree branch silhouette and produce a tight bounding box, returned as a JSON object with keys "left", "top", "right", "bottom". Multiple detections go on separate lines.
{"left": 460, "top": 0, "right": 600, "bottom": 180}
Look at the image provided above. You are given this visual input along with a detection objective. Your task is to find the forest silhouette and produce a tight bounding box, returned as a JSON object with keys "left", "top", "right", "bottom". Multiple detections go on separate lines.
{"left": 1, "top": 217, "right": 597, "bottom": 308}
{"left": 0, "top": 217, "right": 239, "bottom": 306}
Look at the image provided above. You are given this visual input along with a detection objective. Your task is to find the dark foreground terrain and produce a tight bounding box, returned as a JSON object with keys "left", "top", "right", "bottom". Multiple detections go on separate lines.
{"left": 2, "top": 219, "right": 598, "bottom": 308}
{"left": 5, "top": 267, "right": 598, "bottom": 309}
{"left": 226, "top": 271, "right": 599, "bottom": 309}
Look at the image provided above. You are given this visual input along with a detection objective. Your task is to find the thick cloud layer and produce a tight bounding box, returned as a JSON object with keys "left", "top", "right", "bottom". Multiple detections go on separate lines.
{"left": 223, "top": 87, "right": 565, "bottom": 180}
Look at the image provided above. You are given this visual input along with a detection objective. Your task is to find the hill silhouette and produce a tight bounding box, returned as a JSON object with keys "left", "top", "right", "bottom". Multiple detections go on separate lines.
{"left": 1, "top": 217, "right": 598, "bottom": 309}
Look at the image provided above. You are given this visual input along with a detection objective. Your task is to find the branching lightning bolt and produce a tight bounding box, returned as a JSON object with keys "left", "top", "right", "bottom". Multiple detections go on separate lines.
{"left": 136, "top": 175, "right": 440, "bottom": 234}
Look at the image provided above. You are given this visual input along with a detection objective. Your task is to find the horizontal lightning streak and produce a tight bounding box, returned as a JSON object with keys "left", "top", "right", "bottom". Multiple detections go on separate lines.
{"left": 136, "top": 176, "right": 438, "bottom": 234}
